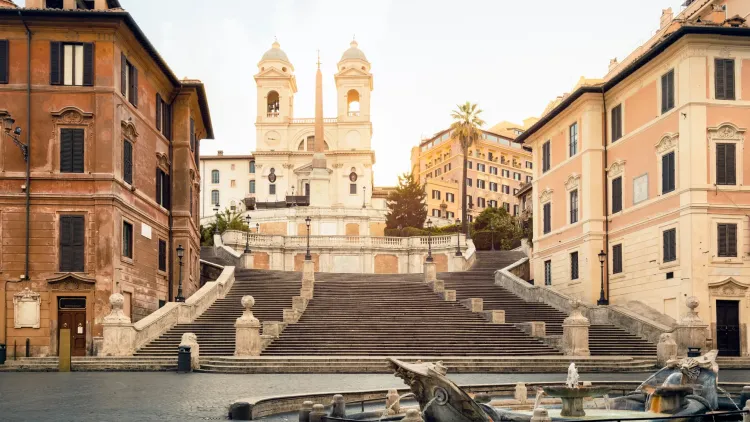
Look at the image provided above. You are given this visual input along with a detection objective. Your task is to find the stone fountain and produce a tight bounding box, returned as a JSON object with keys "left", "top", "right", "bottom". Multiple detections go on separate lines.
{"left": 540, "top": 363, "right": 609, "bottom": 417}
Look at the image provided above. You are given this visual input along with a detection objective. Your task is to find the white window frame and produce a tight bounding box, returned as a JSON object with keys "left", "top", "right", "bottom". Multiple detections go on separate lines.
{"left": 658, "top": 221, "right": 680, "bottom": 270}
{"left": 710, "top": 216, "right": 744, "bottom": 264}
{"left": 708, "top": 123, "right": 745, "bottom": 189}
{"left": 655, "top": 133, "right": 678, "bottom": 196}
{"left": 708, "top": 54, "right": 742, "bottom": 102}
{"left": 607, "top": 159, "right": 626, "bottom": 215}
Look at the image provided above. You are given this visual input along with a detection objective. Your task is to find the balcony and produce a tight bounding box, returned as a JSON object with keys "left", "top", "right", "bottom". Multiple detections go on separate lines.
{"left": 243, "top": 195, "right": 311, "bottom": 210}
{"left": 267, "top": 112, "right": 279, "bottom": 118}
{"left": 348, "top": 111, "right": 360, "bottom": 117}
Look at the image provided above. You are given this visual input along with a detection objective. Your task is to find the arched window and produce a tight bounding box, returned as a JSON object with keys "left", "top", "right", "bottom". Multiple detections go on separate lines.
{"left": 298, "top": 136, "right": 330, "bottom": 151}
{"left": 347, "top": 89, "right": 360, "bottom": 116}
{"left": 211, "top": 170, "right": 219, "bottom": 184}
{"left": 211, "top": 190, "right": 219, "bottom": 205}
{"left": 267, "top": 91, "right": 280, "bottom": 116}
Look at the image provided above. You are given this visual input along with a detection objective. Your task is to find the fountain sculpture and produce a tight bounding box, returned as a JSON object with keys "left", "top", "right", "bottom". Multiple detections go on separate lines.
{"left": 540, "top": 363, "right": 609, "bottom": 417}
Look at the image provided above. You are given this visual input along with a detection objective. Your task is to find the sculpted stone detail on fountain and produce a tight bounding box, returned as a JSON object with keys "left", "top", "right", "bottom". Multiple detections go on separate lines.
{"left": 672, "top": 296, "right": 709, "bottom": 356}
{"left": 542, "top": 363, "right": 609, "bottom": 417}
{"left": 562, "top": 299, "right": 590, "bottom": 356}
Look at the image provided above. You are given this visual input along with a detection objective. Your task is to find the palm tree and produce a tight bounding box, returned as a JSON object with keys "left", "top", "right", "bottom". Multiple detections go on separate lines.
{"left": 450, "top": 102, "right": 485, "bottom": 236}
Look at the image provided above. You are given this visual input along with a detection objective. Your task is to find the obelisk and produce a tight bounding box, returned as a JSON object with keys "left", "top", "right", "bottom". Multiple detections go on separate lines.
{"left": 309, "top": 51, "right": 331, "bottom": 207}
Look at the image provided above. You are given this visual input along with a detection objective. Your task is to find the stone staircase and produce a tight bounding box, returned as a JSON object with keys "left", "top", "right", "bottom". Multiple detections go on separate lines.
{"left": 0, "top": 356, "right": 178, "bottom": 372}
{"left": 441, "top": 251, "right": 657, "bottom": 356}
{"left": 135, "top": 269, "right": 300, "bottom": 356}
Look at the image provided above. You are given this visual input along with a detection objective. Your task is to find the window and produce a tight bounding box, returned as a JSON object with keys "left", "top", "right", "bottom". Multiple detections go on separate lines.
{"left": 156, "top": 168, "right": 170, "bottom": 209}
{"left": 500, "top": 169, "right": 509, "bottom": 178}
{"left": 661, "top": 151, "right": 675, "bottom": 194}
{"left": 611, "top": 176, "right": 623, "bottom": 213}
{"left": 544, "top": 260, "right": 552, "bottom": 286}
{"left": 156, "top": 94, "right": 164, "bottom": 133}
{"left": 502, "top": 185, "right": 510, "bottom": 194}
{"left": 489, "top": 182, "right": 498, "bottom": 192}
{"left": 158, "top": 239, "right": 167, "bottom": 272}
{"left": 715, "top": 59, "right": 735, "bottom": 100}
{"left": 611, "top": 104, "right": 623, "bottom": 142}
{"left": 513, "top": 188, "right": 519, "bottom": 195}
{"left": 211, "top": 190, "right": 219, "bottom": 205}
{"left": 446, "top": 211, "right": 455, "bottom": 219}
{"left": 432, "top": 209, "right": 441, "bottom": 217}
{"left": 446, "top": 192, "right": 454, "bottom": 203}
{"left": 663, "top": 228, "right": 676, "bottom": 263}
{"left": 211, "top": 170, "right": 219, "bottom": 184}
{"left": 466, "top": 178, "right": 472, "bottom": 187}
{"left": 489, "top": 166, "right": 498, "bottom": 175}
{"left": 350, "top": 183, "right": 357, "bottom": 194}
{"left": 468, "top": 215, "right": 473, "bottom": 223}
{"left": 122, "top": 221, "right": 133, "bottom": 259}
{"left": 526, "top": 161, "right": 532, "bottom": 169}
{"left": 435, "top": 169, "right": 442, "bottom": 176}
{"left": 543, "top": 203, "right": 551, "bottom": 234}
{"left": 477, "top": 163, "right": 486, "bottom": 172}
{"left": 716, "top": 143, "right": 736, "bottom": 185}
{"left": 59, "top": 215, "right": 85, "bottom": 272}
{"left": 513, "top": 204, "right": 519, "bottom": 216}
{"left": 230, "top": 180, "right": 236, "bottom": 188}
{"left": 60, "top": 128, "right": 84, "bottom": 173}
{"left": 488, "top": 152, "right": 494, "bottom": 161}
{"left": 123, "top": 140, "right": 133, "bottom": 185}
{"left": 661, "top": 69, "right": 675, "bottom": 113}
{"left": 488, "top": 200, "right": 497, "bottom": 208}
{"left": 513, "top": 172, "right": 521, "bottom": 181}
{"left": 269, "top": 184, "right": 276, "bottom": 195}
{"left": 249, "top": 161, "right": 255, "bottom": 173}
{"left": 542, "top": 141, "right": 551, "bottom": 172}
{"left": 612, "top": 244, "right": 623, "bottom": 274}
{"left": 249, "top": 180, "right": 255, "bottom": 194}
{"left": 477, "top": 180, "right": 486, "bottom": 189}
{"left": 569, "top": 123, "right": 578, "bottom": 156}
{"left": 120, "top": 53, "right": 138, "bottom": 106}
{"left": 157, "top": 96, "right": 172, "bottom": 140}
{"left": 717, "top": 223, "right": 738, "bottom": 257}
{"left": 477, "top": 197, "right": 486, "bottom": 208}
{"left": 570, "top": 252, "right": 579, "bottom": 280}
{"left": 570, "top": 189, "right": 578, "bottom": 224}
{"left": 432, "top": 190, "right": 441, "bottom": 200}
{"left": 230, "top": 164, "right": 235, "bottom": 171}
{"left": 467, "top": 195, "right": 473, "bottom": 207}
{"left": 468, "top": 161, "right": 473, "bottom": 170}
{"left": 50, "top": 42, "right": 94, "bottom": 86}
{"left": 503, "top": 202, "right": 510, "bottom": 212}
{"left": 526, "top": 175, "right": 533, "bottom": 183}
{"left": 0, "top": 39, "right": 8, "bottom": 84}
{"left": 444, "top": 163, "right": 452, "bottom": 172}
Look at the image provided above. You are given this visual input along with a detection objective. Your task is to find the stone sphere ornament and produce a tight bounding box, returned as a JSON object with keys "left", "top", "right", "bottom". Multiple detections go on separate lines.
{"left": 686, "top": 296, "right": 699, "bottom": 311}
{"left": 109, "top": 292, "right": 125, "bottom": 309}
{"left": 241, "top": 295, "right": 255, "bottom": 309}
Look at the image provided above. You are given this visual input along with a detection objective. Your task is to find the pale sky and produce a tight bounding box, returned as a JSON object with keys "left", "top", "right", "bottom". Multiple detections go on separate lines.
{"left": 44, "top": 0, "right": 687, "bottom": 185}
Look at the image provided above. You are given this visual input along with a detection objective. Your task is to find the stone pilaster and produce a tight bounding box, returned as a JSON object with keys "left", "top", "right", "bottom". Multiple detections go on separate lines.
{"left": 672, "top": 296, "right": 709, "bottom": 356}
{"left": 234, "top": 296, "right": 261, "bottom": 357}
{"left": 100, "top": 293, "right": 136, "bottom": 357}
{"left": 562, "top": 300, "right": 590, "bottom": 356}
{"left": 242, "top": 253, "right": 254, "bottom": 269}
{"left": 424, "top": 261, "right": 437, "bottom": 282}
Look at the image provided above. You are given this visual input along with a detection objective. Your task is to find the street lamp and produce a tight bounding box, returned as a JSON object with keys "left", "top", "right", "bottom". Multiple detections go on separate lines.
{"left": 244, "top": 215, "right": 251, "bottom": 253}
{"left": 426, "top": 219, "right": 433, "bottom": 262}
{"left": 256, "top": 222, "right": 260, "bottom": 234}
{"left": 490, "top": 221, "right": 496, "bottom": 251}
{"left": 398, "top": 224, "right": 403, "bottom": 237}
{"left": 455, "top": 218, "right": 462, "bottom": 257}
{"left": 362, "top": 186, "right": 367, "bottom": 209}
{"left": 2, "top": 116, "right": 27, "bottom": 162}
{"left": 305, "top": 216, "right": 312, "bottom": 261}
{"left": 291, "top": 186, "right": 296, "bottom": 207}
{"left": 213, "top": 204, "right": 220, "bottom": 235}
{"left": 597, "top": 249, "right": 608, "bottom": 306}
{"left": 175, "top": 244, "right": 185, "bottom": 302}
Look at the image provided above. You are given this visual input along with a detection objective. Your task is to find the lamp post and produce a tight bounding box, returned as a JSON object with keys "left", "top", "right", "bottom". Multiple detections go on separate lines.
{"left": 2, "top": 117, "right": 27, "bottom": 162}
{"left": 455, "top": 218, "right": 462, "bottom": 256}
{"left": 597, "top": 250, "right": 608, "bottom": 306}
{"left": 244, "top": 215, "right": 251, "bottom": 254}
{"left": 291, "top": 186, "right": 296, "bottom": 207}
{"left": 426, "top": 219, "right": 433, "bottom": 262}
{"left": 175, "top": 244, "right": 185, "bottom": 302}
{"left": 490, "top": 221, "right": 496, "bottom": 251}
{"left": 305, "top": 216, "right": 312, "bottom": 261}
{"left": 362, "top": 186, "right": 367, "bottom": 209}
{"left": 213, "top": 205, "right": 220, "bottom": 235}
{"left": 256, "top": 222, "right": 260, "bottom": 234}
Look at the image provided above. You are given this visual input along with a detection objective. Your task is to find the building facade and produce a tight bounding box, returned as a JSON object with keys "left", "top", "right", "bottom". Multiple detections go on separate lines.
{"left": 518, "top": 1, "right": 750, "bottom": 356}
{"left": 410, "top": 128, "right": 533, "bottom": 226}
{"left": 0, "top": 0, "right": 213, "bottom": 357}
{"left": 199, "top": 152, "right": 255, "bottom": 217}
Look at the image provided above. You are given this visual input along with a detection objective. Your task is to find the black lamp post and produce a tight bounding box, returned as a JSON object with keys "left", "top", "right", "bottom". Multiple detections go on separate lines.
{"left": 213, "top": 205, "right": 220, "bottom": 235}
{"left": 426, "top": 219, "right": 433, "bottom": 262}
{"left": 305, "top": 216, "right": 312, "bottom": 261}
{"left": 244, "top": 215, "right": 251, "bottom": 253}
{"left": 2, "top": 117, "right": 27, "bottom": 162}
{"left": 256, "top": 222, "right": 260, "bottom": 233}
{"left": 490, "top": 221, "right": 496, "bottom": 251}
{"left": 597, "top": 249, "right": 608, "bottom": 306}
{"left": 291, "top": 186, "right": 296, "bottom": 207}
{"left": 398, "top": 224, "right": 403, "bottom": 237}
{"left": 362, "top": 186, "right": 367, "bottom": 209}
{"left": 175, "top": 244, "right": 185, "bottom": 302}
{"left": 455, "top": 218, "right": 462, "bottom": 256}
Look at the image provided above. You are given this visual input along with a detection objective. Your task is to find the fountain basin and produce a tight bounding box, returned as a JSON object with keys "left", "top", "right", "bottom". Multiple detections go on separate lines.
{"left": 542, "top": 387, "right": 610, "bottom": 417}
{"left": 510, "top": 408, "right": 669, "bottom": 420}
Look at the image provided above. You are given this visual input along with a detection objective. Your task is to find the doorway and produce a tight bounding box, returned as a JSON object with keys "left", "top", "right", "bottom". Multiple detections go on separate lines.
{"left": 58, "top": 297, "right": 87, "bottom": 357}
{"left": 716, "top": 300, "right": 740, "bottom": 357}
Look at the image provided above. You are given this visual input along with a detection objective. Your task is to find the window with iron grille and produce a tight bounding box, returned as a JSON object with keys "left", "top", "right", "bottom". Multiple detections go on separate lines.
{"left": 612, "top": 244, "right": 623, "bottom": 274}
{"left": 544, "top": 260, "right": 552, "bottom": 286}
{"left": 122, "top": 221, "right": 133, "bottom": 259}
{"left": 570, "top": 252, "right": 579, "bottom": 280}
{"left": 569, "top": 123, "right": 578, "bottom": 157}
{"left": 570, "top": 189, "right": 578, "bottom": 224}
{"left": 663, "top": 228, "right": 676, "bottom": 263}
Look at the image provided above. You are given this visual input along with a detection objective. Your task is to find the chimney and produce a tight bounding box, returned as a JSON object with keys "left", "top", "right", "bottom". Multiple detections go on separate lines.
{"left": 660, "top": 8, "right": 673, "bottom": 29}
{"left": 217, "top": 150, "right": 224, "bottom": 156}
{"left": 609, "top": 58, "right": 619, "bottom": 72}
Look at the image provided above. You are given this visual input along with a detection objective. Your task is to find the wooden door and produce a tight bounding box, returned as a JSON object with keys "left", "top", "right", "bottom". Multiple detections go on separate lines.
{"left": 716, "top": 300, "right": 740, "bottom": 357}
{"left": 58, "top": 310, "right": 87, "bottom": 357}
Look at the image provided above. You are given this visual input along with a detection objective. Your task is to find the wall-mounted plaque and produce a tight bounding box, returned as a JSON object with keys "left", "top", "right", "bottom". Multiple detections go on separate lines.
{"left": 633, "top": 174, "right": 648, "bottom": 205}
{"left": 14, "top": 288, "right": 41, "bottom": 329}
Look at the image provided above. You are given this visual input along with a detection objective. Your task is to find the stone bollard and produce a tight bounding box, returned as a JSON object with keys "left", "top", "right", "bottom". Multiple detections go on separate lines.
{"left": 442, "top": 290, "right": 456, "bottom": 302}
{"left": 179, "top": 332, "right": 200, "bottom": 370}
{"left": 298, "top": 400, "right": 314, "bottom": 422}
{"left": 657, "top": 333, "right": 678, "bottom": 366}
{"left": 242, "top": 252, "right": 254, "bottom": 269}
{"left": 401, "top": 409, "right": 424, "bottom": 422}
{"left": 100, "top": 293, "right": 136, "bottom": 356}
{"left": 284, "top": 308, "right": 302, "bottom": 323}
{"left": 386, "top": 388, "right": 401, "bottom": 415}
{"left": 460, "top": 298, "right": 483, "bottom": 313}
{"left": 424, "top": 261, "right": 437, "bottom": 283}
{"left": 562, "top": 300, "right": 590, "bottom": 356}
{"left": 308, "top": 404, "right": 327, "bottom": 422}
{"left": 302, "top": 260, "right": 315, "bottom": 283}
{"left": 743, "top": 399, "right": 750, "bottom": 422}
{"left": 514, "top": 382, "right": 528, "bottom": 404}
{"left": 235, "top": 296, "right": 261, "bottom": 356}
{"left": 427, "top": 279, "right": 444, "bottom": 293}
{"left": 531, "top": 408, "right": 552, "bottom": 422}
{"left": 672, "top": 296, "right": 709, "bottom": 356}
{"left": 331, "top": 394, "right": 346, "bottom": 418}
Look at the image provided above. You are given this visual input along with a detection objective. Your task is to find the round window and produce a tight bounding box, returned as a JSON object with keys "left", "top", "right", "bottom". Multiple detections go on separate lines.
{"left": 349, "top": 172, "right": 358, "bottom": 182}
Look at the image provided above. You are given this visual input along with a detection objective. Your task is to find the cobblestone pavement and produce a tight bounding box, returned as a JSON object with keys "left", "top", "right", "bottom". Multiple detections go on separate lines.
{"left": 0, "top": 371, "right": 748, "bottom": 421}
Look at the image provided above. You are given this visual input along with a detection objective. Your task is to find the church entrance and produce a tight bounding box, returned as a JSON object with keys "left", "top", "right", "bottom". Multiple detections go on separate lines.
{"left": 58, "top": 297, "right": 87, "bottom": 357}
{"left": 716, "top": 300, "right": 740, "bottom": 357}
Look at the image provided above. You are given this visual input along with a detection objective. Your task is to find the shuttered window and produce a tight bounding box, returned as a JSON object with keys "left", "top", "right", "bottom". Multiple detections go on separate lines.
{"left": 211, "top": 190, "right": 219, "bottom": 205}
{"left": 350, "top": 183, "right": 357, "bottom": 194}
{"left": 542, "top": 141, "right": 551, "bottom": 172}
{"left": 163, "top": 102, "right": 172, "bottom": 140}
{"left": 158, "top": 239, "right": 167, "bottom": 272}
{"left": 121, "top": 53, "right": 138, "bottom": 106}
{"left": 190, "top": 118, "right": 195, "bottom": 151}
{"left": 269, "top": 184, "right": 276, "bottom": 195}
{"left": 663, "top": 228, "right": 677, "bottom": 262}
{"left": 570, "top": 252, "right": 579, "bottom": 280}
{"left": 718, "top": 223, "right": 738, "bottom": 257}
{"left": 123, "top": 140, "right": 133, "bottom": 185}
{"left": 568, "top": 123, "right": 578, "bottom": 157}
{"left": 60, "top": 128, "right": 84, "bottom": 173}
{"left": 612, "top": 244, "right": 623, "bottom": 274}
{"left": 661, "top": 69, "right": 675, "bottom": 113}
{"left": 156, "top": 168, "right": 170, "bottom": 209}
{"left": 156, "top": 94, "right": 163, "bottom": 132}
{"left": 0, "top": 39, "right": 8, "bottom": 84}
{"left": 543, "top": 202, "right": 551, "bottom": 234}
{"left": 50, "top": 42, "right": 94, "bottom": 86}
{"left": 716, "top": 143, "right": 736, "bottom": 185}
{"left": 611, "top": 104, "right": 622, "bottom": 142}
{"left": 661, "top": 151, "right": 675, "bottom": 194}
{"left": 122, "top": 221, "right": 133, "bottom": 259}
{"left": 715, "top": 59, "right": 735, "bottom": 100}
{"left": 249, "top": 180, "right": 255, "bottom": 193}
{"left": 59, "top": 215, "right": 85, "bottom": 272}
{"left": 544, "top": 260, "right": 552, "bottom": 286}
{"left": 570, "top": 189, "right": 578, "bottom": 224}
{"left": 611, "top": 176, "right": 623, "bottom": 213}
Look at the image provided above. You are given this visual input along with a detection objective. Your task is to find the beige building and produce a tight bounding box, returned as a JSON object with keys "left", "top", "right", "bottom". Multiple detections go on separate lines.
{"left": 410, "top": 126, "right": 534, "bottom": 226}
{"left": 517, "top": 1, "right": 750, "bottom": 356}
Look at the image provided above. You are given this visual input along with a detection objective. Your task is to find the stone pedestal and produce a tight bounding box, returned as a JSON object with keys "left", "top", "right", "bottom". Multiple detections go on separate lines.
{"left": 514, "top": 382, "right": 528, "bottom": 403}
{"left": 452, "top": 254, "right": 466, "bottom": 272}
{"left": 302, "top": 260, "right": 315, "bottom": 282}
{"left": 460, "top": 298, "right": 483, "bottom": 313}
{"left": 331, "top": 394, "right": 346, "bottom": 418}
{"left": 235, "top": 296, "right": 261, "bottom": 357}
{"left": 673, "top": 296, "right": 709, "bottom": 356}
{"left": 100, "top": 293, "right": 136, "bottom": 357}
{"left": 293, "top": 296, "right": 308, "bottom": 312}
{"left": 561, "top": 397, "right": 585, "bottom": 417}
{"left": 262, "top": 321, "right": 285, "bottom": 338}
{"left": 427, "top": 279, "right": 444, "bottom": 293}
{"left": 242, "top": 253, "right": 254, "bottom": 269}
{"left": 284, "top": 308, "right": 302, "bottom": 323}
{"left": 657, "top": 333, "right": 678, "bottom": 366}
{"left": 530, "top": 408, "right": 552, "bottom": 422}
{"left": 299, "top": 401, "right": 314, "bottom": 422}
{"left": 309, "top": 403, "right": 327, "bottom": 422}
{"left": 562, "top": 300, "right": 590, "bottom": 356}
{"left": 179, "top": 332, "right": 200, "bottom": 370}
{"left": 309, "top": 164, "right": 331, "bottom": 207}
{"left": 424, "top": 261, "right": 437, "bottom": 282}
{"left": 301, "top": 278, "right": 314, "bottom": 300}
{"left": 442, "top": 290, "right": 456, "bottom": 302}
{"left": 517, "top": 321, "right": 546, "bottom": 338}
{"left": 483, "top": 310, "right": 505, "bottom": 323}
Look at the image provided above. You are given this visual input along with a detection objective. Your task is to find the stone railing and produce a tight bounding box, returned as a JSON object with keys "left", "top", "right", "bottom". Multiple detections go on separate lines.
{"left": 214, "top": 234, "right": 242, "bottom": 267}
{"left": 224, "top": 231, "right": 466, "bottom": 251}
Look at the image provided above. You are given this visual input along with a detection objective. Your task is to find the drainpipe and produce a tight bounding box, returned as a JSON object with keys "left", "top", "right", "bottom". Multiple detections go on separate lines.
{"left": 601, "top": 91, "right": 610, "bottom": 303}
{"left": 167, "top": 86, "right": 183, "bottom": 301}
{"left": 20, "top": 12, "right": 31, "bottom": 285}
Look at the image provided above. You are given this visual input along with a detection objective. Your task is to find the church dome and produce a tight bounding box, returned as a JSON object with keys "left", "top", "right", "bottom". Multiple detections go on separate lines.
{"left": 340, "top": 40, "right": 368, "bottom": 62}
{"left": 261, "top": 41, "right": 291, "bottom": 64}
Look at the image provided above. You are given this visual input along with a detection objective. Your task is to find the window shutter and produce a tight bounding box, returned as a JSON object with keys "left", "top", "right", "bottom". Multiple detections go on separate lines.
{"left": 82, "top": 43, "right": 94, "bottom": 86}
{"left": 715, "top": 59, "right": 726, "bottom": 99}
{"left": 668, "top": 71, "right": 675, "bottom": 110}
{"left": 164, "top": 173, "right": 171, "bottom": 210}
{"left": 662, "top": 152, "right": 675, "bottom": 193}
{"left": 725, "top": 59, "right": 735, "bottom": 100}
{"left": 190, "top": 118, "right": 195, "bottom": 151}
{"left": 661, "top": 73, "right": 668, "bottom": 113}
{"left": 543, "top": 203, "right": 551, "bottom": 233}
{"left": 726, "top": 143, "right": 736, "bottom": 184}
{"left": 156, "top": 168, "right": 162, "bottom": 205}
{"left": 155, "top": 94, "right": 162, "bottom": 132}
{"left": 60, "top": 215, "right": 84, "bottom": 272}
{"left": 164, "top": 102, "right": 172, "bottom": 141}
{"left": 71, "top": 128, "right": 84, "bottom": 173}
{"left": 718, "top": 224, "right": 728, "bottom": 257}
{"left": 612, "top": 177, "right": 622, "bottom": 213}
{"left": 717, "top": 144, "right": 726, "bottom": 184}
{"left": 727, "top": 224, "right": 738, "bottom": 257}
{"left": 0, "top": 40, "right": 8, "bottom": 84}
{"left": 158, "top": 240, "right": 167, "bottom": 272}
{"left": 71, "top": 216, "right": 85, "bottom": 271}
{"left": 50, "top": 42, "right": 62, "bottom": 85}
{"left": 120, "top": 53, "right": 127, "bottom": 95}
{"left": 60, "top": 128, "right": 73, "bottom": 172}
{"left": 613, "top": 244, "right": 622, "bottom": 274}
{"left": 123, "top": 140, "right": 133, "bottom": 184}
{"left": 130, "top": 66, "right": 138, "bottom": 106}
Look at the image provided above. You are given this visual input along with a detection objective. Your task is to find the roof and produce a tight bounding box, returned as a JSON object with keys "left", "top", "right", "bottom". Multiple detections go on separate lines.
{"left": 419, "top": 127, "right": 519, "bottom": 148}
{"left": 516, "top": 25, "right": 750, "bottom": 144}
{"left": 516, "top": 182, "right": 532, "bottom": 198}
{"left": 200, "top": 154, "right": 254, "bottom": 161}
{"left": 340, "top": 40, "right": 368, "bottom": 62}
{"left": 260, "top": 41, "right": 292, "bottom": 65}
{"left": 2, "top": 6, "right": 214, "bottom": 138}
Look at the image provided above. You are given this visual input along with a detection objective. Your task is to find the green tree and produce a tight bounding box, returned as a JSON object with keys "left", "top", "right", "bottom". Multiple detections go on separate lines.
{"left": 386, "top": 173, "right": 427, "bottom": 229}
{"left": 450, "top": 102, "right": 485, "bottom": 235}
{"left": 200, "top": 208, "right": 250, "bottom": 246}
{"left": 472, "top": 207, "right": 522, "bottom": 250}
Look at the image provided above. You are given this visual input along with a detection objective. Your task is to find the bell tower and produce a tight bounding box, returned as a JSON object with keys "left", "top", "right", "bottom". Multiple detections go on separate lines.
{"left": 255, "top": 41, "right": 297, "bottom": 125}
{"left": 335, "top": 40, "right": 373, "bottom": 123}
